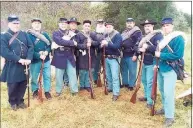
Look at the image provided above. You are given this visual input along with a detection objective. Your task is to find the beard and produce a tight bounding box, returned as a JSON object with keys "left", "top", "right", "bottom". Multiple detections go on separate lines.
{"left": 96, "top": 26, "right": 105, "bottom": 33}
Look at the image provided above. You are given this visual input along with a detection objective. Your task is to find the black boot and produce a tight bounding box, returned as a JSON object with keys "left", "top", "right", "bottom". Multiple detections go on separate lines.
{"left": 45, "top": 92, "right": 52, "bottom": 100}
{"left": 33, "top": 90, "right": 38, "bottom": 99}
{"left": 17, "top": 102, "right": 27, "bottom": 109}
{"left": 155, "top": 108, "right": 165, "bottom": 115}
{"left": 112, "top": 95, "right": 118, "bottom": 101}
{"left": 164, "top": 118, "right": 174, "bottom": 127}
{"left": 11, "top": 104, "right": 17, "bottom": 111}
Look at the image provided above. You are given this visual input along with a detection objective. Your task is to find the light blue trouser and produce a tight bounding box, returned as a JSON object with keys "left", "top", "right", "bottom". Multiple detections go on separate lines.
{"left": 30, "top": 61, "right": 51, "bottom": 93}
{"left": 158, "top": 69, "right": 177, "bottom": 118}
{"left": 141, "top": 64, "right": 154, "bottom": 105}
{"left": 55, "top": 60, "right": 78, "bottom": 93}
{"left": 93, "top": 52, "right": 102, "bottom": 81}
{"left": 63, "top": 70, "right": 69, "bottom": 84}
{"left": 79, "top": 69, "right": 94, "bottom": 88}
{"left": 105, "top": 58, "right": 120, "bottom": 96}
{"left": 120, "top": 56, "right": 137, "bottom": 87}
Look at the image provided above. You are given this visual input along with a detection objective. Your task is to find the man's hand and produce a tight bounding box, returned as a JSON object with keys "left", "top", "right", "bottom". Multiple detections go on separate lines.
{"left": 153, "top": 65, "right": 158, "bottom": 70}
{"left": 87, "top": 42, "right": 91, "bottom": 47}
{"left": 132, "top": 55, "right": 137, "bottom": 61}
{"left": 87, "top": 38, "right": 92, "bottom": 44}
{"left": 73, "top": 39, "right": 77, "bottom": 46}
{"left": 155, "top": 51, "right": 160, "bottom": 58}
{"left": 139, "top": 47, "right": 146, "bottom": 52}
{"left": 44, "top": 51, "right": 48, "bottom": 56}
{"left": 18, "top": 59, "right": 25, "bottom": 65}
{"left": 142, "top": 43, "right": 148, "bottom": 49}
{"left": 39, "top": 51, "right": 44, "bottom": 55}
{"left": 101, "top": 40, "right": 108, "bottom": 47}
{"left": 40, "top": 54, "right": 46, "bottom": 60}
{"left": 24, "top": 59, "right": 31, "bottom": 65}
{"left": 51, "top": 42, "right": 63, "bottom": 49}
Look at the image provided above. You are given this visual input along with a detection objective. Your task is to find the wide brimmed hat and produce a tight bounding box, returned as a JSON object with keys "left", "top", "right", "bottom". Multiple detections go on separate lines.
{"left": 68, "top": 17, "right": 81, "bottom": 25}
{"left": 140, "top": 19, "right": 157, "bottom": 26}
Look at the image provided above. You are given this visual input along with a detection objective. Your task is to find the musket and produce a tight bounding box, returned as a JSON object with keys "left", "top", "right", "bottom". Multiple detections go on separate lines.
{"left": 130, "top": 52, "right": 145, "bottom": 104}
{"left": 103, "top": 47, "right": 108, "bottom": 95}
{"left": 97, "top": 57, "right": 103, "bottom": 87}
{"left": 88, "top": 46, "right": 95, "bottom": 99}
{"left": 97, "top": 70, "right": 102, "bottom": 87}
{"left": 38, "top": 60, "right": 44, "bottom": 102}
{"left": 25, "top": 65, "right": 30, "bottom": 107}
{"left": 150, "top": 58, "right": 158, "bottom": 116}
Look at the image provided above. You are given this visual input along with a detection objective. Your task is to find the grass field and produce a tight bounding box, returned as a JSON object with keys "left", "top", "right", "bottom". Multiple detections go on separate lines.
{"left": 1, "top": 36, "right": 192, "bottom": 128}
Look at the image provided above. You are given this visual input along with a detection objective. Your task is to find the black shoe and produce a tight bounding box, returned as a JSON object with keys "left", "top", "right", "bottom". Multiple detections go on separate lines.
{"left": 146, "top": 104, "right": 153, "bottom": 109}
{"left": 128, "top": 87, "right": 134, "bottom": 91}
{"left": 138, "top": 97, "right": 147, "bottom": 102}
{"left": 45, "top": 92, "right": 52, "bottom": 99}
{"left": 64, "top": 83, "right": 69, "bottom": 87}
{"left": 120, "top": 84, "right": 125, "bottom": 88}
{"left": 85, "top": 87, "right": 91, "bottom": 92}
{"left": 80, "top": 87, "right": 85, "bottom": 91}
{"left": 164, "top": 118, "right": 174, "bottom": 127}
{"left": 94, "top": 80, "right": 97, "bottom": 84}
{"left": 33, "top": 90, "right": 38, "bottom": 99}
{"left": 72, "top": 92, "right": 78, "bottom": 96}
{"left": 17, "top": 103, "right": 27, "bottom": 109}
{"left": 108, "top": 89, "right": 112, "bottom": 92}
{"left": 55, "top": 92, "right": 61, "bottom": 97}
{"left": 112, "top": 95, "right": 118, "bottom": 101}
{"left": 155, "top": 108, "right": 165, "bottom": 115}
{"left": 11, "top": 104, "right": 17, "bottom": 111}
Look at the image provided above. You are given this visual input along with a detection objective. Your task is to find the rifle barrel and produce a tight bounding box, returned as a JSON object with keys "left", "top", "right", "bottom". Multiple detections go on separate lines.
{"left": 130, "top": 52, "right": 145, "bottom": 103}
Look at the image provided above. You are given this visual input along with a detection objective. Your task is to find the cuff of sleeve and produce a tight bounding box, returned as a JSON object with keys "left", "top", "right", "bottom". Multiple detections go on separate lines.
{"left": 26, "top": 56, "right": 33, "bottom": 60}
{"left": 15, "top": 56, "right": 21, "bottom": 62}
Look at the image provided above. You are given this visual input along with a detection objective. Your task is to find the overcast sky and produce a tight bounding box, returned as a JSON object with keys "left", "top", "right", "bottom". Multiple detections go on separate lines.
{"left": 175, "top": 2, "right": 191, "bottom": 14}
{"left": 91, "top": 1, "right": 191, "bottom": 15}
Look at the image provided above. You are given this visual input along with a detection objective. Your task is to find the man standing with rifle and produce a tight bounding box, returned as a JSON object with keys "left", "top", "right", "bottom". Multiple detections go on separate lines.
{"left": 0, "top": 15, "right": 34, "bottom": 110}
{"left": 100, "top": 20, "right": 122, "bottom": 101}
{"left": 137, "top": 19, "right": 163, "bottom": 108}
{"left": 93, "top": 19, "right": 106, "bottom": 86}
{"left": 155, "top": 17, "right": 185, "bottom": 127}
{"left": 28, "top": 18, "right": 52, "bottom": 100}
{"left": 76, "top": 20, "right": 99, "bottom": 93}
{"left": 51, "top": 18, "right": 78, "bottom": 96}
{"left": 121, "top": 18, "right": 142, "bottom": 90}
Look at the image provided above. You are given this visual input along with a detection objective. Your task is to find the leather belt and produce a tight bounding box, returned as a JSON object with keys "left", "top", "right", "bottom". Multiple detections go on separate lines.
{"left": 105, "top": 55, "right": 119, "bottom": 59}
{"left": 59, "top": 47, "right": 71, "bottom": 51}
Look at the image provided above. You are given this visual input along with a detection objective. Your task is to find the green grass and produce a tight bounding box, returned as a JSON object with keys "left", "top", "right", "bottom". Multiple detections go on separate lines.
{"left": 1, "top": 35, "right": 192, "bottom": 128}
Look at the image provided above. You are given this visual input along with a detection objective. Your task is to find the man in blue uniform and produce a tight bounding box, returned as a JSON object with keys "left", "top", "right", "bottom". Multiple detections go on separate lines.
{"left": 0, "top": 15, "right": 34, "bottom": 110}
{"left": 51, "top": 17, "right": 79, "bottom": 96}
{"left": 137, "top": 19, "right": 163, "bottom": 108}
{"left": 76, "top": 20, "right": 99, "bottom": 92}
{"left": 28, "top": 18, "right": 52, "bottom": 99}
{"left": 92, "top": 19, "right": 106, "bottom": 84}
{"left": 100, "top": 21, "right": 122, "bottom": 101}
{"left": 121, "top": 18, "right": 142, "bottom": 90}
{"left": 155, "top": 18, "right": 185, "bottom": 127}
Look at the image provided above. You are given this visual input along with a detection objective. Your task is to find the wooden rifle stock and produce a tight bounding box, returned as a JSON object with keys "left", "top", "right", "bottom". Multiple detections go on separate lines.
{"left": 97, "top": 71, "right": 102, "bottom": 87}
{"left": 103, "top": 47, "right": 108, "bottom": 95}
{"left": 25, "top": 65, "right": 30, "bottom": 107}
{"left": 130, "top": 52, "right": 145, "bottom": 103}
{"left": 150, "top": 58, "right": 158, "bottom": 116}
{"left": 88, "top": 47, "right": 95, "bottom": 99}
{"left": 38, "top": 60, "right": 44, "bottom": 102}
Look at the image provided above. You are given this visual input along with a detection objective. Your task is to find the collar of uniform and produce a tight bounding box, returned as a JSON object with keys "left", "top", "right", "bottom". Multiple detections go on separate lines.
{"left": 8, "top": 29, "right": 17, "bottom": 35}
{"left": 59, "top": 28, "right": 66, "bottom": 33}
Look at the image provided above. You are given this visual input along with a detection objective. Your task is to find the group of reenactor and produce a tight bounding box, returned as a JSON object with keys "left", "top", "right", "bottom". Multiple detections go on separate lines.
{"left": 0, "top": 14, "right": 185, "bottom": 127}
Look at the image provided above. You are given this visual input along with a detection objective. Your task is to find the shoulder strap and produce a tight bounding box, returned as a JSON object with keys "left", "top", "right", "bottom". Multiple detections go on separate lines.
{"left": 7, "top": 31, "right": 20, "bottom": 45}
{"left": 27, "top": 29, "right": 50, "bottom": 45}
